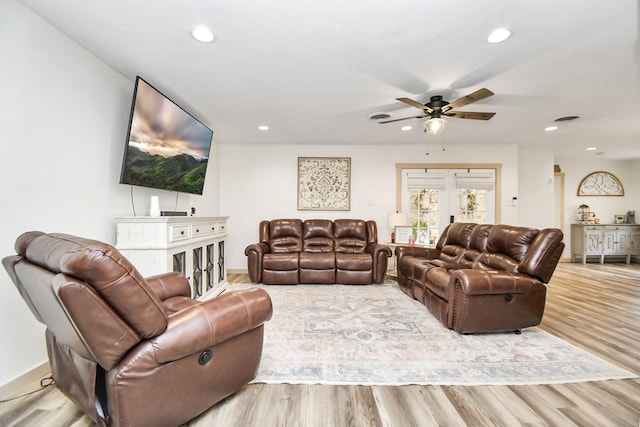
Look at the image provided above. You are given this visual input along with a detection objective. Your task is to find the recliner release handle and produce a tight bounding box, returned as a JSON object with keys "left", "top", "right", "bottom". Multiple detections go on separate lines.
{"left": 199, "top": 350, "right": 212, "bottom": 365}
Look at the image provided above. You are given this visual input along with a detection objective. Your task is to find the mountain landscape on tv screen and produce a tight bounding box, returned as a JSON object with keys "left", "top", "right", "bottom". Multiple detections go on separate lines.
{"left": 121, "top": 145, "right": 208, "bottom": 194}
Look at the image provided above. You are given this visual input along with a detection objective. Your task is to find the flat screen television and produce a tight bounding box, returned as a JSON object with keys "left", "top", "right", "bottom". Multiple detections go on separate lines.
{"left": 120, "top": 76, "right": 213, "bottom": 195}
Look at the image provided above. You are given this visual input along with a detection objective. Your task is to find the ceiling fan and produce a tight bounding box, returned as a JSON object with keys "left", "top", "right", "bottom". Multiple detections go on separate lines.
{"left": 380, "top": 88, "right": 496, "bottom": 134}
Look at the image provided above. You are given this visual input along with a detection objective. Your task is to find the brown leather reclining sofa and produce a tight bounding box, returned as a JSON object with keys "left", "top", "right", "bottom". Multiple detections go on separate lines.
{"left": 396, "top": 222, "right": 564, "bottom": 333}
{"left": 245, "top": 218, "right": 392, "bottom": 284}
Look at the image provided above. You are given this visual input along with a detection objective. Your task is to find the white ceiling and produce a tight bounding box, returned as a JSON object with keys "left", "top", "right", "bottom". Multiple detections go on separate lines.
{"left": 20, "top": 0, "right": 640, "bottom": 160}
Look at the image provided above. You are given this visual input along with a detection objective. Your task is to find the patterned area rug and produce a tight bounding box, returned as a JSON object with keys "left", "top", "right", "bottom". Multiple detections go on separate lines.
{"left": 234, "top": 283, "right": 636, "bottom": 386}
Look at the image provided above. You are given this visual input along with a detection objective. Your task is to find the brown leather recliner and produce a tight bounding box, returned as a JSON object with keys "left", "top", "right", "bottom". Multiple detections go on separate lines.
{"left": 245, "top": 218, "right": 391, "bottom": 285}
{"left": 2, "top": 231, "right": 273, "bottom": 427}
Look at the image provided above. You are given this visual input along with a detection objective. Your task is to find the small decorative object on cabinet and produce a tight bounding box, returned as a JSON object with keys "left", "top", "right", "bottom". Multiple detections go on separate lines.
{"left": 116, "top": 216, "right": 228, "bottom": 298}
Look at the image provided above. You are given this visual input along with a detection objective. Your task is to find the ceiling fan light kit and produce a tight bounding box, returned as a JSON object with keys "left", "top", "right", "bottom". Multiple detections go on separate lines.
{"left": 424, "top": 117, "right": 446, "bottom": 134}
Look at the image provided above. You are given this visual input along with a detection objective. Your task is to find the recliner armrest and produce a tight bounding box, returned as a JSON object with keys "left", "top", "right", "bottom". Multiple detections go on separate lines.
{"left": 150, "top": 287, "right": 273, "bottom": 364}
{"left": 146, "top": 272, "right": 191, "bottom": 300}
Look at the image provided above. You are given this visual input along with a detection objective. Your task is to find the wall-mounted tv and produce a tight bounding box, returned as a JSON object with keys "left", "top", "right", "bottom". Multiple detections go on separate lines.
{"left": 120, "top": 76, "right": 213, "bottom": 195}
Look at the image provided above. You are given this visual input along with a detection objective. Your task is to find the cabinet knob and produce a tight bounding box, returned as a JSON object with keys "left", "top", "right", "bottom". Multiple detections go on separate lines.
{"left": 196, "top": 229, "right": 200, "bottom": 233}
{"left": 180, "top": 231, "right": 185, "bottom": 235}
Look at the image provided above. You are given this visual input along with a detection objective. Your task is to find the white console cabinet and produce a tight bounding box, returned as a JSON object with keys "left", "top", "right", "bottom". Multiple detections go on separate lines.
{"left": 116, "top": 216, "right": 228, "bottom": 298}
{"left": 571, "top": 224, "right": 640, "bottom": 264}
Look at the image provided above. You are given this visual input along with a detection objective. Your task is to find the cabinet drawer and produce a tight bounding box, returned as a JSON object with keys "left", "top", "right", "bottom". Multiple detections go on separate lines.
{"left": 218, "top": 222, "right": 227, "bottom": 233}
{"left": 192, "top": 222, "right": 218, "bottom": 237}
{"left": 170, "top": 226, "right": 190, "bottom": 242}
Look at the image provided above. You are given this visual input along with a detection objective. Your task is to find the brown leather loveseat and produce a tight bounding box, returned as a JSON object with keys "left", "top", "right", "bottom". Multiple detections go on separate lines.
{"left": 3, "top": 231, "right": 273, "bottom": 427}
{"left": 245, "top": 218, "right": 392, "bottom": 284}
{"left": 396, "top": 222, "right": 564, "bottom": 333}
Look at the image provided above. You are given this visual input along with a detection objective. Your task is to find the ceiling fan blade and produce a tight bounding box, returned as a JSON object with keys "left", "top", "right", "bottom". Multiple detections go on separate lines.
{"left": 396, "top": 97, "right": 433, "bottom": 113}
{"left": 445, "top": 111, "right": 496, "bottom": 120}
{"left": 444, "top": 88, "right": 494, "bottom": 112}
{"left": 379, "top": 115, "right": 426, "bottom": 124}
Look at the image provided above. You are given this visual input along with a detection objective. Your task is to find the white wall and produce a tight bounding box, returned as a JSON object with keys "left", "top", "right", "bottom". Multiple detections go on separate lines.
{"left": 220, "top": 143, "right": 526, "bottom": 271}
{"left": 0, "top": 0, "right": 220, "bottom": 386}
{"left": 518, "top": 148, "right": 556, "bottom": 229}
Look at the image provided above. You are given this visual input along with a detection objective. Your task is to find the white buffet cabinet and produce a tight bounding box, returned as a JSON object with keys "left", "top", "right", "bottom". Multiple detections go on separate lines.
{"left": 571, "top": 224, "right": 640, "bottom": 264}
{"left": 116, "top": 216, "right": 228, "bottom": 298}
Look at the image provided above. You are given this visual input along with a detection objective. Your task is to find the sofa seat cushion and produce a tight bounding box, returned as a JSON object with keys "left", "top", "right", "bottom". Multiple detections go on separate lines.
{"left": 300, "top": 253, "right": 336, "bottom": 284}
{"left": 335, "top": 253, "right": 372, "bottom": 271}
{"left": 263, "top": 253, "right": 299, "bottom": 270}
{"left": 300, "top": 252, "right": 335, "bottom": 269}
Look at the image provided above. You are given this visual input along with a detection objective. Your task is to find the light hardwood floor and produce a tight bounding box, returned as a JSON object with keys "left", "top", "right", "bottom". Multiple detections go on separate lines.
{"left": 1, "top": 263, "right": 639, "bottom": 426}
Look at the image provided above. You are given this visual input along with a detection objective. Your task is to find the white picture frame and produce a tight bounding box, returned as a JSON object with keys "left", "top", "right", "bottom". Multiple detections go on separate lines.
{"left": 394, "top": 226, "right": 414, "bottom": 244}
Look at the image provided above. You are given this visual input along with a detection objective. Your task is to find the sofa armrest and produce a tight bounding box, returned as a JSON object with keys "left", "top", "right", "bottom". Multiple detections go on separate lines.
{"left": 447, "top": 269, "right": 547, "bottom": 333}
{"left": 146, "top": 272, "right": 191, "bottom": 300}
{"left": 244, "top": 242, "right": 270, "bottom": 283}
{"left": 150, "top": 287, "right": 273, "bottom": 364}
{"left": 367, "top": 243, "right": 393, "bottom": 283}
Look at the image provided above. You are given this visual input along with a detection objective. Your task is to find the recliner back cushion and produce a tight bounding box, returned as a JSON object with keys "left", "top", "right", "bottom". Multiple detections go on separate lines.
{"left": 16, "top": 232, "right": 167, "bottom": 339}
{"left": 303, "top": 220, "right": 334, "bottom": 252}
{"left": 269, "top": 219, "right": 303, "bottom": 253}
{"left": 334, "top": 219, "right": 367, "bottom": 253}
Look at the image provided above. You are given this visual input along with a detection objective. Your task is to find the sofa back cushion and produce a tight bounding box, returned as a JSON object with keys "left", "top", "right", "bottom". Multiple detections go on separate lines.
{"left": 268, "top": 219, "right": 303, "bottom": 253}
{"left": 303, "top": 220, "right": 335, "bottom": 252}
{"left": 460, "top": 224, "right": 493, "bottom": 266}
{"left": 475, "top": 225, "right": 539, "bottom": 272}
{"left": 439, "top": 222, "right": 476, "bottom": 261}
{"left": 334, "top": 219, "right": 367, "bottom": 254}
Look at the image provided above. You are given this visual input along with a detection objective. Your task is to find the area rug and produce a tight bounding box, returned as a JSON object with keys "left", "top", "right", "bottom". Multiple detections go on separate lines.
{"left": 233, "top": 283, "right": 636, "bottom": 386}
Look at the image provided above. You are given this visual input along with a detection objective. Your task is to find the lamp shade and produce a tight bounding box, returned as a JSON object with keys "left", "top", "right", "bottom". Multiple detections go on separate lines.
{"left": 388, "top": 212, "right": 408, "bottom": 229}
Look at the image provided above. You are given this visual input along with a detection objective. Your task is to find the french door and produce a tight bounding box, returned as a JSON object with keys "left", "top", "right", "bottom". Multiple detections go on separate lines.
{"left": 399, "top": 167, "right": 497, "bottom": 246}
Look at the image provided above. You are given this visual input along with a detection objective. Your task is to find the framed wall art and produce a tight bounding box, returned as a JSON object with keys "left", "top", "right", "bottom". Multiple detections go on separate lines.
{"left": 577, "top": 171, "right": 624, "bottom": 196}
{"left": 297, "top": 157, "right": 351, "bottom": 211}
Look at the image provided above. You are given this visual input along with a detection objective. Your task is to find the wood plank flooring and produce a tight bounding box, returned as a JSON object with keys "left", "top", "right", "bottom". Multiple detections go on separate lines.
{"left": 1, "top": 263, "right": 638, "bottom": 426}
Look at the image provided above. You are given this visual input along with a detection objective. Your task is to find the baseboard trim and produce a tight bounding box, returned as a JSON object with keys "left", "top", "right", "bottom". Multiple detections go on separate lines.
{"left": 228, "top": 268, "right": 248, "bottom": 274}
{"left": 0, "top": 361, "right": 51, "bottom": 401}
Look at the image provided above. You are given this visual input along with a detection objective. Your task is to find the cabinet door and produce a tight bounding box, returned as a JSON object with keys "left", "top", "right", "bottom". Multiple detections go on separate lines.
{"left": 630, "top": 231, "right": 640, "bottom": 254}
{"left": 604, "top": 228, "right": 628, "bottom": 256}
{"left": 617, "top": 230, "right": 629, "bottom": 254}
{"left": 585, "top": 229, "right": 602, "bottom": 254}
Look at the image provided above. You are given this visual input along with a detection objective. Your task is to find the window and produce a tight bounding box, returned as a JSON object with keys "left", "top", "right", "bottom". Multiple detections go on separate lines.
{"left": 397, "top": 165, "right": 500, "bottom": 245}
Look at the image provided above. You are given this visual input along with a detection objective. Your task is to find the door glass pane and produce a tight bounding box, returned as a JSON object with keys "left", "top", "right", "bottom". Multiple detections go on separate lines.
{"left": 456, "top": 188, "right": 488, "bottom": 223}
{"left": 409, "top": 189, "right": 439, "bottom": 246}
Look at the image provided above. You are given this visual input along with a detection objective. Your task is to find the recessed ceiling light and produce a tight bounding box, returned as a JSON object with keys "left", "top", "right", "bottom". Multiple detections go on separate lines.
{"left": 487, "top": 28, "right": 511, "bottom": 43}
{"left": 401, "top": 125, "right": 412, "bottom": 131}
{"left": 545, "top": 126, "right": 558, "bottom": 131}
{"left": 258, "top": 125, "right": 269, "bottom": 131}
{"left": 192, "top": 25, "right": 215, "bottom": 43}
{"left": 586, "top": 147, "right": 598, "bottom": 151}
